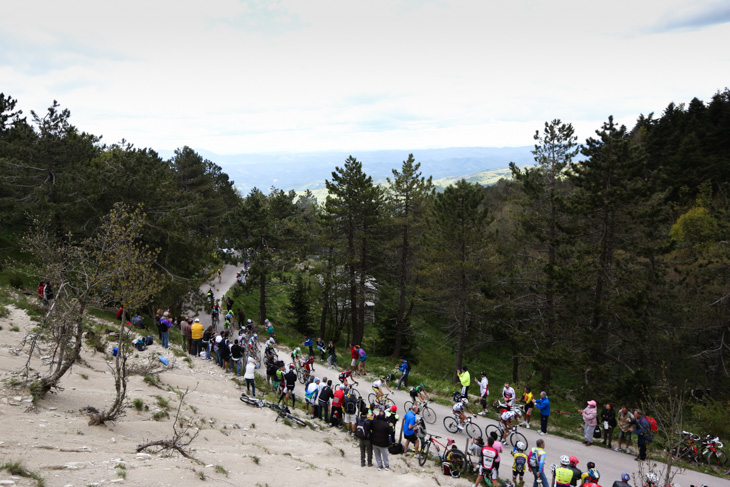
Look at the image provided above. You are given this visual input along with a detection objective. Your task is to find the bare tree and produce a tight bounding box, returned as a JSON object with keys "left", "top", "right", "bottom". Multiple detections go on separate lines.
{"left": 136, "top": 387, "right": 201, "bottom": 461}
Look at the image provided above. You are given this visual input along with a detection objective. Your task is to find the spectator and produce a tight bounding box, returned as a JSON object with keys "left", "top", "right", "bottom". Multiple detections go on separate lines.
{"left": 182, "top": 317, "right": 192, "bottom": 355}
{"left": 159, "top": 311, "right": 171, "bottom": 349}
{"left": 326, "top": 341, "right": 337, "bottom": 369}
{"left": 580, "top": 400, "right": 598, "bottom": 446}
{"left": 202, "top": 325, "right": 213, "bottom": 360}
{"left": 358, "top": 346, "right": 368, "bottom": 375}
{"left": 528, "top": 438, "right": 548, "bottom": 487}
{"left": 279, "top": 363, "right": 297, "bottom": 408}
{"left": 316, "top": 337, "right": 326, "bottom": 361}
{"left": 349, "top": 344, "right": 359, "bottom": 370}
{"left": 580, "top": 461, "right": 596, "bottom": 485}
{"left": 475, "top": 436, "right": 499, "bottom": 487}
{"left": 629, "top": 409, "right": 652, "bottom": 461}
{"left": 318, "top": 379, "right": 333, "bottom": 423}
{"left": 476, "top": 371, "right": 489, "bottom": 415}
{"left": 403, "top": 403, "right": 420, "bottom": 457}
{"left": 457, "top": 366, "right": 471, "bottom": 398}
{"left": 191, "top": 318, "right": 204, "bottom": 357}
{"left": 521, "top": 386, "right": 534, "bottom": 429}
{"left": 38, "top": 281, "right": 46, "bottom": 306}
{"left": 601, "top": 403, "right": 617, "bottom": 448}
{"left": 615, "top": 406, "right": 634, "bottom": 454}
{"left": 396, "top": 359, "right": 410, "bottom": 390}
{"left": 535, "top": 391, "right": 551, "bottom": 435}
{"left": 611, "top": 473, "right": 631, "bottom": 487}
{"left": 370, "top": 410, "right": 393, "bottom": 471}
{"left": 357, "top": 408, "right": 373, "bottom": 467}
{"left": 568, "top": 456, "right": 582, "bottom": 486}
{"left": 302, "top": 335, "right": 314, "bottom": 358}
{"left": 244, "top": 357, "right": 257, "bottom": 396}
{"left": 331, "top": 384, "right": 345, "bottom": 428}
{"left": 489, "top": 431, "right": 503, "bottom": 478}
{"left": 305, "top": 377, "right": 320, "bottom": 416}
{"left": 230, "top": 338, "right": 243, "bottom": 375}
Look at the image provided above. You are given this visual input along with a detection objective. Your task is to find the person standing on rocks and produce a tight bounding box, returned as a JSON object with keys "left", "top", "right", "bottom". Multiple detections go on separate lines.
{"left": 370, "top": 409, "right": 393, "bottom": 471}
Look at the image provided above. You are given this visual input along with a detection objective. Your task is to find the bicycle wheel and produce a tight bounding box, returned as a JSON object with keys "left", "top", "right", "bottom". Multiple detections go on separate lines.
{"left": 349, "top": 388, "right": 361, "bottom": 400}
{"left": 485, "top": 424, "right": 501, "bottom": 439}
{"left": 297, "top": 369, "right": 305, "bottom": 384}
{"left": 287, "top": 414, "right": 308, "bottom": 427}
{"left": 383, "top": 397, "right": 395, "bottom": 410}
{"left": 418, "top": 441, "right": 430, "bottom": 466}
{"left": 404, "top": 400, "right": 414, "bottom": 411}
{"left": 422, "top": 406, "right": 437, "bottom": 424}
{"left": 707, "top": 450, "right": 728, "bottom": 466}
{"left": 443, "top": 416, "right": 459, "bottom": 433}
{"left": 509, "top": 431, "right": 527, "bottom": 449}
{"left": 239, "top": 394, "right": 257, "bottom": 406}
{"left": 466, "top": 422, "right": 481, "bottom": 439}
{"left": 368, "top": 392, "right": 377, "bottom": 404}
{"left": 445, "top": 449, "right": 467, "bottom": 477}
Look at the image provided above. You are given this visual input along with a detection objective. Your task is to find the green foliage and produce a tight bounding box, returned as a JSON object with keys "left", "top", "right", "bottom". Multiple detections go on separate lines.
{"left": 670, "top": 206, "right": 717, "bottom": 248}
{"left": 691, "top": 400, "right": 730, "bottom": 440}
{"left": 9, "top": 274, "right": 23, "bottom": 289}
{"left": 0, "top": 460, "right": 46, "bottom": 487}
{"left": 286, "top": 273, "right": 314, "bottom": 335}
{"left": 132, "top": 398, "right": 144, "bottom": 411}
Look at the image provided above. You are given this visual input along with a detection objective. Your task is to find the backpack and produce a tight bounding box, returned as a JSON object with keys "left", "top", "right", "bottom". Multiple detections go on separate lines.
{"left": 344, "top": 394, "right": 358, "bottom": 414}
{"left": 203, "top": 330, "right": 211, "bottom": 342}
{"left": 355, "top": 416, "right": 370, "bottom": 439}
{"left": 528, "top": 448, "right": 542, "bottom": 469}
{"left": 645, "top": 416, "right": 658, "bottom": 432}
{"left": 145, "top": 336, "right": 153, "bottom": 346}
{"left": 359, "top": 349, "right": 367, "bottom": 360}
{"left": 134, "top": 340, "right": 146, "bottom": 352}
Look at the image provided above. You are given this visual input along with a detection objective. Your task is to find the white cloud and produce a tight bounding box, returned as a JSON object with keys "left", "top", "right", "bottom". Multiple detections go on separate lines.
{"left": 1, "top": 0, "right": 728, "bottom": 153}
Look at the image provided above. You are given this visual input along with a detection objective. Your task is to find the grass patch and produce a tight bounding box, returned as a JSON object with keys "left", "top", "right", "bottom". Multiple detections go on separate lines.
{"left": 0, "top": 305, "right": 9, "bottom": 318}
{"left": 153, "top": 411, "right": 170, "bottom": 421}
{"left": 154, "top": 395, "right": 170, "bottom": 409}
{"left": 171, "top": 346, "right": 186, "bottom": 358}
{"left": 215, "top": 465, "right": 228, "bottom": 476}
{"left": 197, "top": 469, "right": 206, "bottom": 480}
{"left": 116, "top": 470, "right": 127, "bottom": 479}
{"left": 0, "top": 460, "right": 46, "bottom": 487}
{"left": 10, "top": 325, "right": 20, "bottom": 332}
{"left": 184, "top": 356, "right": 193, "bottom": 368}
{"left": 251, "top": 455, "right": 260, "bottom": 465}
{"left": 143, "top": 375, "right": 159, "bottom": 387}
{"left": 80, "top": 374, "right": 89, "bottom": 380}
{"left": 132, "top": 398, "right": 144, "bottom": 411}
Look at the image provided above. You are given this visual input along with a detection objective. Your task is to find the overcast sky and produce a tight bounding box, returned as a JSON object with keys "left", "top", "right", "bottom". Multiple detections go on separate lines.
{"left": 2, "top": 0, "right": 729, "bottom": 154}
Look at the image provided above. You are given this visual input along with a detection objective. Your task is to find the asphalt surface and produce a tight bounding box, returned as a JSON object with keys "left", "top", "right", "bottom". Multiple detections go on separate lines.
{"left": 207, "top": 263, "right": 726, "bottom": 487}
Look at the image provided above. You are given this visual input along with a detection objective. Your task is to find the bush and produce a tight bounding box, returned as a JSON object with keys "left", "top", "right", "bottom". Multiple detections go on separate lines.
{"left": 691, "top": 400, "right": 730, "bottom": 440}
{"left": 9, "top": 274, "right": 23, "bottom": 289}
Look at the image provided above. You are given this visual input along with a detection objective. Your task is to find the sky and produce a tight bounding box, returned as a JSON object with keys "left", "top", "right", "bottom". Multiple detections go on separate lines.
{"left": 2, "top": 0, "right": 729, "bottom": 155}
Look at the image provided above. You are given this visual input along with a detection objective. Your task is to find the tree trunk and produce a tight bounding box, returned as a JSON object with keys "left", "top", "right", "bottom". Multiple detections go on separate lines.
{"left": 35, "top": 303, "right": 85, "bottom": 398}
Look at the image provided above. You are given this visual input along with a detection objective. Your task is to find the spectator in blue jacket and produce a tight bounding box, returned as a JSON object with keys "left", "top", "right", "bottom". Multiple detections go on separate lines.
{"left": 396, "top": 359, "right": 410, "bottom": 390}
{"left": 629, "top": 409, "right": 651, "bottom": 461}
{"left": 302, "top": 336, "right": 314, "bottom": 358}
{"left": 535, "top": 391, "right": 551, "bottom": 436}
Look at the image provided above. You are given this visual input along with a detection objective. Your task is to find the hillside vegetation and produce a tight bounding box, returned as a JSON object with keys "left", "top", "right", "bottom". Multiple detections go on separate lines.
{"left": 1, "top": 90, "right": 730, "bottom": 432}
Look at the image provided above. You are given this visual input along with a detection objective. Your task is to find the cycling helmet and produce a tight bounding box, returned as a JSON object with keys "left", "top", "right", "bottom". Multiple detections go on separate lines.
{"left": 587, "top": 469, "right": 600, "bottom": 481}
{"left": 289, "top": 362, "right": 295, "bottom": 369}
{"left": 621, "top": 474, "right": 630, "bottom": 482}
{"left": 481, "top": 371, "right": 486, "bottom": 376}
{"left": 247, "top": 319, "right": 252, "bottom": 323}
{"left": 560, "top": 455, "right": 570, "bottom": 466}
{"left": 419, "top": 382, "right": 426, "bottom": 388}
{"left": 254, "top": 334, "right": 257, "bottom": 338}
{"left": 569, "top": 456, "right": 579, "bottom": 465}
{"left": 296, "top": 347, "right": 301, "bottom": 352}
{"left": 645, "top": 473, "right": 658, "bottom": 485}
{"left": 461, "top": 397, "right": 469, "bottom": 405}
{"left": 515, "top": 441, "right": 526, "bottom": 452}
{"left": 380, "top": 376, "right": 386, "bottom": 381}
{"left": 391, "top": 405, "right": 397, "bottom": 412}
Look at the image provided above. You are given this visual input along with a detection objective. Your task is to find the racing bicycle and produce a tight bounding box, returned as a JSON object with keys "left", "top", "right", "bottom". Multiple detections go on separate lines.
{"left": 404, "top": 399, "right": 437, "bottom": 424}
{"left": 485, "top": 423, "right": 528, "bottom": 449}
{"left": 444, "top": 414, "right": 481, "bottom": 439}
{"left": 418, "top": 433, "right": 468, "bottom": 477}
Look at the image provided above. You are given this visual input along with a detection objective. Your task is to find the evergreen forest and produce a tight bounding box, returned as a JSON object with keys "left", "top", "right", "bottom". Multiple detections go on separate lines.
{"left": 2, "top": 89, "right": 730, "bottom": 413}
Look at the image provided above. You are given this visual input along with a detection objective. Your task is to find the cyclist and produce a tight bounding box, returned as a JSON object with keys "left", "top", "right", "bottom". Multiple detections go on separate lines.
{"left": 372, "top": 376, "right": 392, "bottom": 402}
{"left": 555, "top": 456, "right": 574, "bottom": 487}
{"left": 581, "top": 462, "right": 597, "bottom": 485}
{"left": 339, "top": 369, "right": 358, "bottom": 388}
{"left": 278, "top": 363, "right": 297, "bottom": 408}
{"left": 643, "top": 473, "right": 658, "bottom": 487}
{"left": 409, "top": 382, "right": 431, "bottom": 404}
{"left": 291, "top": 347, "right": 303, "bottom": 368}
{"left": 583, "top": 469, "right": 601, "bottom": 487}
{"left": 302, "top": 355, "right": 316, "bottom": 375}
{"left": 477, "top": 371, "right": 489, "bottom": 415}
{"left": 217, "top": 268, "right": 221, "bottom": 282}
{"left": 452, "top": 397, "right": 476, "bottom": 430}
{"left": 500, "top": 407, "right": 522, "bottom": 440}
{"left": 211, "top": 306, "right": 219, "bottom": 327}
{"left": 612, "top": 473, "right": 631, "bottom": 487}
{"left": 247, "top": 334, "right": 258, "bottom": 355}
{"left": 567, "top": 456, "right": 581, "bottom": 486}
{"left": 511, "top": 441, "right": 528, "bottom": 483}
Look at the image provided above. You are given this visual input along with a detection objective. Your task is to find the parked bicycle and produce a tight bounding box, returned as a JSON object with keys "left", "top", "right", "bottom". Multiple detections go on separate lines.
{"left": 671, "top": 431, "right": 727, "bottom": 466}
{"left": 404, "top": 399, "right": 437, "bottom": 424}
{"left": 485, "top": 422, "right": 528, "bottom": 449}
{"left": 239, "top": 393, "right": 308, "bottom": 427}
{"left": 418, "top": 433, "right": 467, "bottom": 477}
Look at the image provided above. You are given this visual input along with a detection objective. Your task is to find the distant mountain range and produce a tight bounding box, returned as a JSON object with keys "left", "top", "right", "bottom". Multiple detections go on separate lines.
{"left": 158, "top": 146, "right": 534, "bottom": 196}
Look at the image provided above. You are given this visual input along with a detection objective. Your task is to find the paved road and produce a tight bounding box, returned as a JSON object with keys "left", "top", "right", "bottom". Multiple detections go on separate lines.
{"left": 195, "top": 263, "right": 242, "bottom": 334}
{"left": 209, "top": 263, "right": 725, "bottom": 486}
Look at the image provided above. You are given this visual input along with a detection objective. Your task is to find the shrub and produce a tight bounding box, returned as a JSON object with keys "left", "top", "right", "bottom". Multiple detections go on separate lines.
{"left": 9, "top": 274, "right": 24, "bottom": 289}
